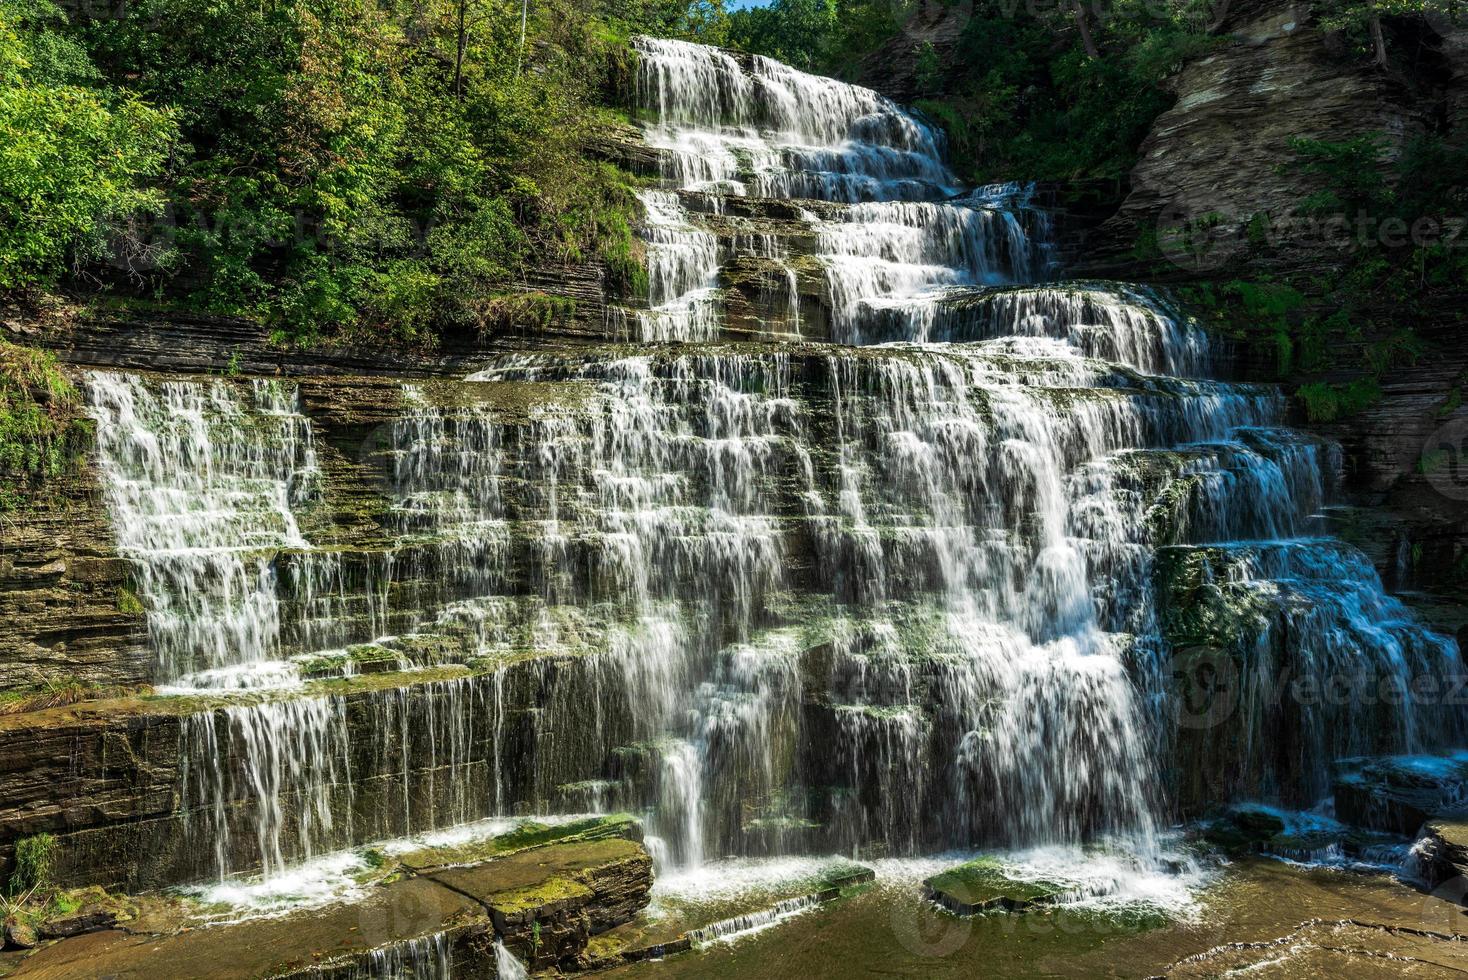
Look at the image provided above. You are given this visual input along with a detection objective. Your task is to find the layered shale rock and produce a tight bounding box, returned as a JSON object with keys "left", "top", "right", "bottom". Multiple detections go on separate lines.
{"left": 1094, "top": 0, "right": 1468, "bottom": 269}
{"left": 0, "top": 456, "right": 149, "bottom": 694}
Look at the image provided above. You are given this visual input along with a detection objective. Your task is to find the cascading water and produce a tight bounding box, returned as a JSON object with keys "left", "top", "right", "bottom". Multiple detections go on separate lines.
{"left": 86, "top": 372, "right": 321, "bottom": 686}
{"left": 81, "top": 35, "right": 1463, "bottom": 921}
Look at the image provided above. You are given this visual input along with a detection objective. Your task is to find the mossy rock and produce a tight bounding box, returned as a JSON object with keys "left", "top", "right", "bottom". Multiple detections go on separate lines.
{"left": 922, "top": 858, "right": 1064, "bottom": 915}
{"left": 1200, "top": 806, "right": 1287, "bottom": 854}
{"left": 489, "top": 875, "right": 596, "bottom": 917}
{"left": 398, "top": 813, "right": 639, "bottom": 872}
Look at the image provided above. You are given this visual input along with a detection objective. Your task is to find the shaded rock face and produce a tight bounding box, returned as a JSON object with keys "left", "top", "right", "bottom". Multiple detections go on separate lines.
{"left": 853, "top": 0, "right": 973, "bottom": 104}
{"left": 1313, "top": 315, "right": 1468, "bottom": 608}
{"left": 1334, "top": 753, "right": 1468, "bottom": 835}
{"left": 1095, "top": 2, "right": 1468, "bottom": 269}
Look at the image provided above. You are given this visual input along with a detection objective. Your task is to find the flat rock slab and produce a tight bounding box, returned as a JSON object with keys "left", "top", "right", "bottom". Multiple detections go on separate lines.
{"left": 5, "top": 877, "right": 478, "bottom": 979}
{"left": 6, "top": 837, "right": 654, "bottom": 979}
{"left": 922, "top": 858, "right": 1064, "bottom": 915}
{"left": 430, "top": 837, "right": 653, "bottom": 972}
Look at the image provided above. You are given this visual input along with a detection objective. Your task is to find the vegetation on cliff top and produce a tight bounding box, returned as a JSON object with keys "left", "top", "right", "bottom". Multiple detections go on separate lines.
{"left": 0, "top": 0, "right": 729, "bottom": 345}
{"left": 717, "top": 0, "right": 1219, "bottom": 183}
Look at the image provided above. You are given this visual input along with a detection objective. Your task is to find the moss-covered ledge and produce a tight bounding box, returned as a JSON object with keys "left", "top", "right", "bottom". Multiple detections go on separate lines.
{"left": 2, "top": 825, "right": 654, "bottom": 979}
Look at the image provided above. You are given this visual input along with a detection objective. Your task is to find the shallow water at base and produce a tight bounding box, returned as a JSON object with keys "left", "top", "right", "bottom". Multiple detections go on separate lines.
{"left": 611, "top": 859, "right": 1468, "bottom": 979}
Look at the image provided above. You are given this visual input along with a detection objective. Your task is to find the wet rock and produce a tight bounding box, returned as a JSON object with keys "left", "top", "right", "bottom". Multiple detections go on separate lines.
{"left": 1201, "top": 805, "right": 1286, "bottom": 854}
{"left": 429, "top": 837, "right": 654, "bottom": 972}
{"left": 1335, "top": 754, "right": 1468, "bottom": 835}
{"left": 922, "top": 858, "right": 1063, "bottom": 915}
{"left": 4, "top": 837, "right": 654, "bottom": 978}
{"left": 1414, "top": 817, "right": 1468, "bottom": 890}
{"left": 36, "top": 907, "right": 118, "bottom": 939}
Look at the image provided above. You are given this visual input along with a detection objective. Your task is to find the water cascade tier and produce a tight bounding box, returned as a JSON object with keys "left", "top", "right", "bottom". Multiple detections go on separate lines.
{"left": 61, "top": 36, "right": 1463, "bottom": 898}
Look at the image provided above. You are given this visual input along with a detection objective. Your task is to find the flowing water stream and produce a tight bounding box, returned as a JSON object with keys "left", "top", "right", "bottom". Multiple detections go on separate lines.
{"left": 78, "top": 32, "right": 1465, "bottom": 968}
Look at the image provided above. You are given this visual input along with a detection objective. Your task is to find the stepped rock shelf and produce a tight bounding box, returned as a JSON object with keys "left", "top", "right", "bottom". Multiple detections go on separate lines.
{"left": 4, "top": 33, "right": 1468, "bottom": 978}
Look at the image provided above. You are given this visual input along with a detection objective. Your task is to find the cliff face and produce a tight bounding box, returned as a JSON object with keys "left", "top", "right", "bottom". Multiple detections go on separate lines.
{"left": 1079, "top": 2, "right": 1468, "bottom": 267}
{"left": 1102, "top": 2, "right": 1420, "bottom": 262}
{"left": 0, "top": 461, "right": 150, "bottom": 694}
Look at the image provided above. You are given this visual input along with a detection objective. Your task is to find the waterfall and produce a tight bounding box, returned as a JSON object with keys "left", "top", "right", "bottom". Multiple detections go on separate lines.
{"left": 356, "top": 933, "right": 452, "bottom": 979}
{"left": 494, "top": 940, "right": 528, "bottom": 980}
{"left": 627, "top": 35, "right": 1046, "bottom": 343}
{"left": 78, "top": 36, "right": 1463, "bottom": 907}
{"left": 181, "top": 697, "right": 354, "bottom": 881}
{"left": 86, "top": 372, "right": 320, "bottom": 686}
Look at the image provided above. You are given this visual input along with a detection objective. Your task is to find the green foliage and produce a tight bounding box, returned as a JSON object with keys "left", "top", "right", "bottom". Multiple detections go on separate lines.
{"left": 4, "top": 0, "right": 721, "bottom": 342}
{"left": 726, "top": 0, "right": 839, "bottom": 71}
{"left": 0, "top": 0, "right": 175, "bottom": 290}
{"left": 0, "top": 339, "right": 86, "bottom": 509}
{"left": 729, "top": 0, "right": 1216, "bottom": 182}
{"left": 0, "top": 675, "right": 146, "bottom": 715}
{"left": 1181, "top": 132, "right": 1465, "bottom": 415}
{"left": 1286, "top": 135, "right": 1391, "bottom": 216}
{"left": 1314, "top": 0, "right": 1449, "bottom": 64}
{"left": 9, "top": 834, "right": 56, "bottom": 896}
{"left": 1296, "top": 379, "right": 1382, "bottom": 422}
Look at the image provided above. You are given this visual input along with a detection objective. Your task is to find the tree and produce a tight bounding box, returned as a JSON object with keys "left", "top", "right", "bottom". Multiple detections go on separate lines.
{"left": 0, "top": 0, "right": 175, "bottom": 290}
{"left": 1317, "top": 0, "right": 1452, "bottom": 69}
{"left": 1070, "top": 0, "right": 1100, "bottom": 58}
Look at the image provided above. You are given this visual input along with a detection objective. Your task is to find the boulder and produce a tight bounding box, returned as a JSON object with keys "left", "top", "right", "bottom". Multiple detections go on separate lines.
{"left": 36, "top": 907, "right": 118, "bottom": 940}
{"left": 1413, "top": 817, "right": 1468, "bottom": 889}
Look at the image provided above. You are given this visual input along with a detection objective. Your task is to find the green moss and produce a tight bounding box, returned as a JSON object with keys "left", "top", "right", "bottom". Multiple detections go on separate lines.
{"left": 924, "top": 857, "right": 1064, "bottom": 913}
{"left": 490, "top": 874, "right": 595, "bottom": 916}
{"left": 397, "top": 813, "right": 639, "bottom": 872}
